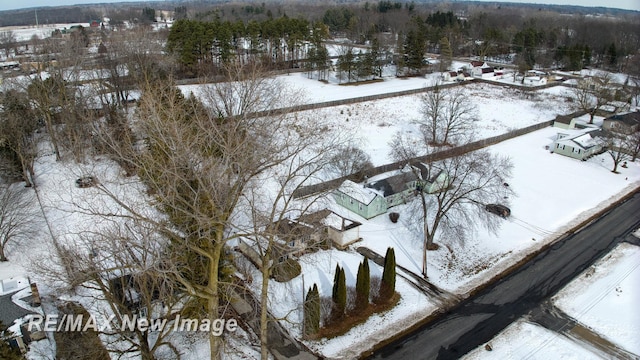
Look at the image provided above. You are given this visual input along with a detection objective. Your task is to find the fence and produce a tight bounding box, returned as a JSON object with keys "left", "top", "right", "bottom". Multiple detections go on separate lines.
{"left": 291, "top": 119, "right": 557, "bottom": 199}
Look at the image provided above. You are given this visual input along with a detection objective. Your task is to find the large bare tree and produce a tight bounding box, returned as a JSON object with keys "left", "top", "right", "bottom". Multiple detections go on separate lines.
{"left": 0, "top": 89, "right": 39, "bottom": 187}
{"left": 0, "top": 184, "right": 37, "bottom": 262}
{"left": 93, "top": 62, "right": 315, "bottom": 358}
{"left": 418, "top": 84, "right": 477, "bottom": 147}
{"left": 390, "top": 133, "right": 513, "bottom": 278}
{"left": 572, "top": 73, "right": 617, "bottom": 124}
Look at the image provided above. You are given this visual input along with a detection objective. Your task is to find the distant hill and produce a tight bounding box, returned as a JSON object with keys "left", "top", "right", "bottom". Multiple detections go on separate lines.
{"left": 0, "top": 0, "right": 636, "bottom": 27}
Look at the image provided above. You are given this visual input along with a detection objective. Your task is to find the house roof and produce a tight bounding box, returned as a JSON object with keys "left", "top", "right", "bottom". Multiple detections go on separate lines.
{"left": 605, "top": 112, "right": 640, "bottom": 127}
{"left": 555, "top": 115, "right": 574, "bottom": 125}
{"left": 481, "top": 67, "right": 494, "bottom": 74}
{"left": 556, "top": 130, "right": 605, "bottom": 150}
{"left": 336, "top": 179, "right": 382, "bottom": 205}
{"left": 470, "top": 60, "right": 485, "bottom": 67}
{"left": 367, "top": 171, "right": 419, "bottom": 197}
{"left": 298, "top": 209, "right": 361, "bottom": 231}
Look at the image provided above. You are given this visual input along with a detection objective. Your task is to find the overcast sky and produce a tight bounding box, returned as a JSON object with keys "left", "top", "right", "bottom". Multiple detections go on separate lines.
{"left": 0, "top": 0, "right": 638, "bottom": 12}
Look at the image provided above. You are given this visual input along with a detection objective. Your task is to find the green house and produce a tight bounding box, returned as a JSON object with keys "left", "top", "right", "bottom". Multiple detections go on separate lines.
{"left": 334, "top": 165, "right": 450, "bottom": 220}
{"left": 333, "top": 180, "right": 387, "bottom": 219}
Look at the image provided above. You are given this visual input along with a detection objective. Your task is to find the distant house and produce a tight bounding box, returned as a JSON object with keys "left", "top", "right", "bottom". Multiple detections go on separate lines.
{"left": 551, "top": 130, "right": 605, "bottom": 160}
{"left": 553, "top": 115, "right": 578, "bottom": 130}
{"left": 523, "top": 76, "right": 547, "bottom": 86}
{"left": 472, "top": 65, "right": 494, "bottom": 78}
{"left": 442, "top": 71, "right": 461, "bottom": 82}
{"left": 603, "top": 112, "right": 640, "bottom": 134}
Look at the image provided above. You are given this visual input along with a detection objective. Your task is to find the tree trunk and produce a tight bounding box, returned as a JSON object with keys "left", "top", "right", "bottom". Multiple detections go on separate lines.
{"left": 208, "top": 239, "right": 224, "bottom": 359}
{"left": 260, "top": 250, "right": 271, "bottom": 360}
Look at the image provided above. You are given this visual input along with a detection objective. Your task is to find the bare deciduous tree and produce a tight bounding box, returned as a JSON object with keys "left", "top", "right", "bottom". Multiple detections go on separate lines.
{"left": 0, "top": 89, "right": 39, "bottom": 187}
{"left": 326, "top": 146, "right": 374, "bottom": 178}
{"left": 0, "top": 31, "right": 16, "bottom": 57}
{"left": 93, "top": 62, "right": 317, "bottom": 359}
{"left": 598, "top": 131, "right": 634, "bottom": 173}
{"left": 390, "top": 132, "right": 513, "bottom": 278}
{"left": 0, "top": 184, "right": 37, "bottom": 262}
{"left": 418, "top": 84, "right": 477, "bottom": 147}
{"left": 572, "top": 73, "right": 617, "bottom": 124}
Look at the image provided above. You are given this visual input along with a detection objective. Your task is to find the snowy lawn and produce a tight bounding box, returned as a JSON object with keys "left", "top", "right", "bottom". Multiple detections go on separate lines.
{"left": 336, "top": 126, "right": 640, "bottom": 295}
{"left": 552, "top": 242, "right": 640, "bottom": 355}
{"left": 462, "top": 319, "right": 603, "bottom": 360}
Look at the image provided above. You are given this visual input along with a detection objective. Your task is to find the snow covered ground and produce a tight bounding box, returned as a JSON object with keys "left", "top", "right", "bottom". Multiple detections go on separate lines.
{"left": 463, "top": 242, "right": 640, "bottom": 360}
{"left": 0, "top": 59, "right": 638, "bottom": 359}
{"left": 553, "top": 242, "right": 640, "bottom": 355}
{"left": 462, "top": 319, "right": 604, "bottom": 360}
{"left": 245, "top": 249, "right": 436, "bottom": 359}
{"left": 332, "top": 125, "right": 640, "bottom": 296}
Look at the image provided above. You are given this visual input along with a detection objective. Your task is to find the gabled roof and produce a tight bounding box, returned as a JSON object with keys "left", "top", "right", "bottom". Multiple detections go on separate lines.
{"left": 605, "top": 112, "right": 640, "bottom": 127}
{"left": 555, "top": 115, "right": 574, "bottom": 125}
{"left": 470, "top": 60, "right": 486, "bottom": 68}
{"left": 336, "top": 179, "right": 382, "bottom": 205}
{"left": 556, "top": 130, "right": 605, "bottom": 151}
{"left": 481, "top": 67, "right": 494, "bottom": 74}
{"left": 367, "top": 171, "right": 419, "bottom": 197}
{"left": 298, "top": 209, "right": 361, "bottom": 231}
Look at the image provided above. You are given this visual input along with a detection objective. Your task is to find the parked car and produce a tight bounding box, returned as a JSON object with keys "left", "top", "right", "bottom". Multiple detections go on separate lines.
{"left": 485, "top": 204, "right": 510, "bottom": 218}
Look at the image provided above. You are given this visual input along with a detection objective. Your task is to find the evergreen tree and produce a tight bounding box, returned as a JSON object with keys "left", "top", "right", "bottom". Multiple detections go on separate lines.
{"left": 379, "top": 247, "right": 396, "bottom": 303}
{"left": 355, "top": 257, "right": 370, "bottom": 312}
{"left": 332, "top": 263, "right": 340, "bottom": 301}
{"left": 331, "top": 265, "right": 347, "bottom": 320}
{"left": 607, "top": 43, "right": 618, "bottom": 69}
{"left": 304, "top": 284, "right": 320, "bottom": 336}
{"left": 439, "top": 36, "right": 453, "bottom": 72}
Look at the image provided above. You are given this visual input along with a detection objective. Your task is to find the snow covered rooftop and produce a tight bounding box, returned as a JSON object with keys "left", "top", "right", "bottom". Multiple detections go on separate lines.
{"left": 336, "top": 179, "right": 382, "bottom": 205}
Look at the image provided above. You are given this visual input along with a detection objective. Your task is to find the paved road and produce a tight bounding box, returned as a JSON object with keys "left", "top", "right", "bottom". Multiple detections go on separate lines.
{"left": 370, "top": 190, "right": 640, "bottom": 360}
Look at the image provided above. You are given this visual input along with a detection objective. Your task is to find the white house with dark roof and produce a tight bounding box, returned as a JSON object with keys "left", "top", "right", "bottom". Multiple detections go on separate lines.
{"left": 551, "top": 130, "right": 605, "bottom": 160}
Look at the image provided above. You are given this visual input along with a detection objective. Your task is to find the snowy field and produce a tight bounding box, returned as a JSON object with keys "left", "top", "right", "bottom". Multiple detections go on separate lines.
{"left": 181, "top": 75, "right": 574, "bottom": 166}
{"left": 298, "top": 81, "right": 573, "bottom": 165}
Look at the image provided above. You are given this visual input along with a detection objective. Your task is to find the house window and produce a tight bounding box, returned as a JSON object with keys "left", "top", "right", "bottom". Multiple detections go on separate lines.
{"left": 556, "top": 143, "right": 560, "bottom": 148}
{"left": 289, "top": 240, "right": 295, "bottom": 247}
{"left": 350, "top": 198, "right": 353, "bottom": 205}
{"left": 358, "top": 203, "right": 363, "bottom": 211}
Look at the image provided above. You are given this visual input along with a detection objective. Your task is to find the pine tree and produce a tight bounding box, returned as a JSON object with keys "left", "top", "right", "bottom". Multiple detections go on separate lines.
{"left": 355, "top": 257, "right": 371, "bottom": 313}
{"left": 304, "top": 284, "right": 320, "bottom": 336}
{"left": 332, "top": 263, "right": 340, "bottom": 301}
{"left": 379, "top": 247, "right": 396, "bottom": 303}
{"left": 332, "top": 265, "right": 347, "bottom": 320}
{"left": 439, "top": 36, "right": 453, "bottom": 72}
